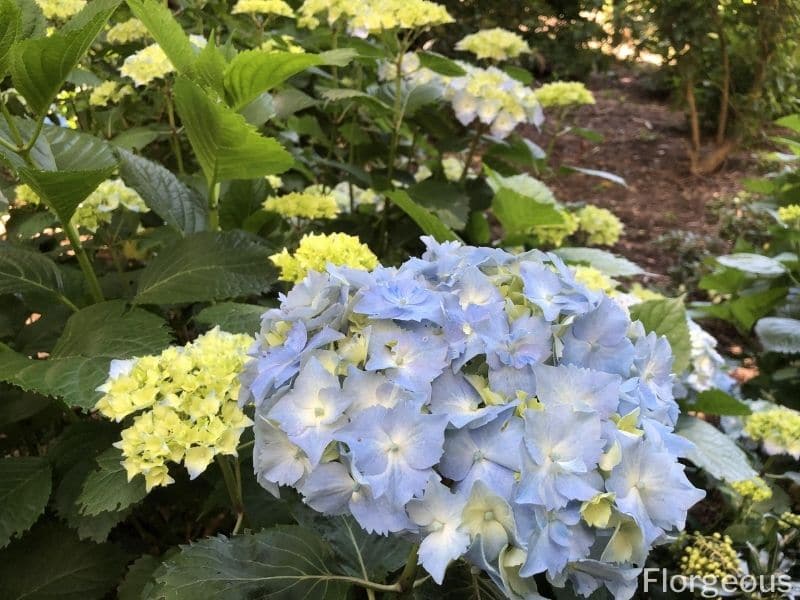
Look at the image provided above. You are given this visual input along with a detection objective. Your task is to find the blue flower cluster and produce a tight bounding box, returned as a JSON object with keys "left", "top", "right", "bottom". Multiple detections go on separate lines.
{"left": 240, "top": 238, "right": 705, "bottom": 599}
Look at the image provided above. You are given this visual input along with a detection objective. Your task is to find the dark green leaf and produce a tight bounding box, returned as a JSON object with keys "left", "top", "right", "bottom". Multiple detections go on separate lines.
{"left": 224, "top": 50, "right": 323, "bottom": 110}
{"left": 0, "top": 243, "right": 65, "bottom": 298}
{"left": 0, "top": 0, "right": 21, "bottom": 79}
{"left": 134, "top": 230, "right": 276, "bottom": 305}
{"left": 195, "top": 302, "right": 265, "bottom": 335}
{"left": 112, "top": 127, "right": 164, "bottom": 151}
{"left": 630, "top": 297, "right": 691, "bottom": 374}
{"left": 502, "top": 64, "right": 533, "bottom": 85}
{"left": 17, "top": 0, "right": 45, "bottom": 40}
{"left": 151, "top": 526, "right": 351, "bottom": 599}
{"left": 408, "top": 180, "right": 470, "bottom": 230}
{"left": 0, "top": 389, "right": 52, "bottom": 428}
{"left": 173, "top": 77, "right": 293, "bottom": 184}
{"left": 677, "top": 415, "right": 757, "bottom": 482}
{"left": 51, "top": 300, "right": 171, "bottom": 359}
{"left": 0, "top": 522, "right": 129, "bottom": 600}
{"left": 126, "top": 0, "right": 195, "bottom": 75}
{"left": 78, "top": 448, "right": 146, "bottom": 516}
{"left": 118, "top": 555, "right": 161, "bottom": 600}
{"left": 418, "top": 51, "right": 466, "bottom": 76}
{"left": 10, "top": 0, "right": 121, "bottom": 115}
{"left": 386, "top": 190, "right": 460, "bottom": 243}
{"left": 117, "top": 150, "right": 208, "bottom": 235}
{"left": 686, "top": 390, "right": 752, "bottom": 416}
{"left": 0, "top": 457, "right": 51, "bottom": 548}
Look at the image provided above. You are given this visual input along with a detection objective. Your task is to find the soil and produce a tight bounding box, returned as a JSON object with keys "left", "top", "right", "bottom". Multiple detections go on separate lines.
{"left": 521, "top": 69, "right": 759, "bottom": 285}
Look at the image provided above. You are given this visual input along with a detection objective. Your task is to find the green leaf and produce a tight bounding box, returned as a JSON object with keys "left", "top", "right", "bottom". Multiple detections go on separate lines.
{"left": 195, "top": 302, "right": 265, "bottom": 335}
{"left": 0, "top": 389, "right": 52, "bottom": 428}
{"left": 224, "top": 50, "right": 323, "bottom": 110}
{"left": 118, "top": 555, "right": 161, "bottom": 600}
{"left": 0, "top": 345, "right": 109, "bottom": 410}
{"left": 716, "top": 253, "right": 787, "bottom": 277}
{"left": 630, "top": 297, "right": 691, "bottom": 374}
{"left": 150, "top": 526, "right": 351, "bottom": 599}
{"left": 408, "top": 180, "right": 470, "bottom": 230}
{"left": 17, "top": 0, "right": 45, "bottom": 40}
{"left": 0, "top": 116, "right": 55, "bottom": 170}
{"left": 418, "top": 51, "right": 466, "bottom": 76}
{"left": 112, "top": 127, "right": 164, "bottom": 151}
{"left": 134, "top": 230, "right": 276, "bottom": 305}
{"left": 685, "top": 390, "right": 752, "bottom": 416}
{"left": 755, "top": 317, "right": 800, "bottom": 353}
{"left": 385, "top": 190, "right": 460, "bottom": 243}
{"left": 0, "top": 0, "right": 21, "bottom": 79}
{"left": 18, "top": 127, "right": 118, "bottom": 224}
{"left": 704, "top": 287, "right": 789, "bottom": 332}
{"left": 10, "top": 0, "right": 121, "bottom": 115}
{"left": 51, "top": 300, "right": 171, "bottom": 359}
{"left": 776, "top": 114, "right": 800, "bottom": 134}
{"left": 173, "top": 77, "right": 293, "bottom": 185}
{"left": 0, "top": 522, "right": 129, "bottom": 600}
{"left": 126, "top": 0, "right": 196, "bottom": 76}
{"left": 194, "top": 37, "right": 227, "bottom": 96}
{"left": 117, "top": 150, "right": 208, "bottom": 235}
{"left": 553, "top": 247, "right": 645, "bottom": 277}
{"left": 502, "top": 64, "right": 533, "bottom": 85}
{"left": 78, "top": 448, "right": 146, "bottom": 516}
{"left": 0, "top": 243, "right": 65, "bottom": 298}
{"left": 0, "top": 457, "right": 51, "bottom": 548}
{"left": 492, "top": 187, "right": 564, "bottom": 239}
{"left": 676, "top": 415, "right": 757, "bottom": 482}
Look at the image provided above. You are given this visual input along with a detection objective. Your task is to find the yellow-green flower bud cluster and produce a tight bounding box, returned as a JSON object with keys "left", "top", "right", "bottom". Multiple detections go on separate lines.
{"left": 731, "top": 477, "right": 773, "bottom": 503}
{"left": 263, "top": 190, "right": 339, "bottom": 220}
{"left": 120, "top": 36, "right": 206, "bottom": 86}
{"left": 232, "top": 0, "right": 294, "bottom": 17}
{"left": 89, "top": 81, "right": 133, "bottom": 107}
{"left": 95, "top": 328, "right": 255, "bottom": 491}
{"left": 778, "top": 512, "right": 800, "bottom": 530}
{"left": 260, "top": 35, "right": 305, "bottom": 53}
{"left": 271, "top": 232, "right": 378, "bottom": 283}
{"left": 456, "top": 28, "right": 531, "bottom": 62}
{"left": 572, "top": 265, "right": 618, "bottom": 294}
{"left": 679, "top": 533, "right": 741, "bottom": 580}
{"left": 534, "top": 81, "right": 595, "bottom": 109}
{"left": 744, "top": 406, "right": 800, "bottom": 459}
{"left": 534, "top": 210, "right": 579, "bottom": 247}
{"left": 106, "top": 18, "right": 149, "bottom": 44}
{"left": 298, "top": 0, "right": 452, "bottom": 35}
{"left": 576, "top": 205, "right": 624, "bottom": 246}
{"left": 14, "top": 184, "right": 42, "bottom": 207}
{"left": 36, "top": 0, "right": 85, "bottom": 20}
{"left": 777, "top": 204, "right": 800, "bottom": 229}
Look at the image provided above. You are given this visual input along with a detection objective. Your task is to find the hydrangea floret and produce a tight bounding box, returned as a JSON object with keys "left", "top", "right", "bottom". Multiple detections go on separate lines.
{"left": 443, "top": 65, "right": 544, "bottom": 138}
{"left": 679, "top": 533, "right": 741, "bottom": 581}
{"left": 242, "top": 237, "right": 705, "bottom": 598}
{"left": 263, "top": 190, "right": 340, "bottom": 220}
{"left": 534, "top": 81, "right": 596, "bottom": 109}
{"left": 730, "top": 477, "right": 772, "bottom": 503}
{"left": 743, "top": 405, "right": 800, "bottom": 459}
{"left": 232, "top": 0, "right": 294, "bottom": 17}
{"left": 270, "top": 233, "right": 378, "bottom": 283}
{"left": 106, "top": 18, "right": 149, "bottom": 44}
{"left": 120, "top": 36, "right": 206, "bottom": 86}
{"left": 36, "top": 0, "right": 85, "bottom": 20}
{"left": 96, "top": 328, "right": 254, "bottom": 491}
{"left": 576, "top": 205, "right": 624, "bottom": 246}
{"left": 455, "top": 28, "right": 531, "bottom": 62}
{"left": 89, "top": 81, "right": 133, "bottom": 107}
{"left": 298, "top": 0, "right": 452, "bottom": 36}
{"left": 777, "top": 204, "right": 800, "bottom": 229}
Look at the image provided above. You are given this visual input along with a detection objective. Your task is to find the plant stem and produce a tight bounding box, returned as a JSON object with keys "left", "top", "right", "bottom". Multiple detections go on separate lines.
{"left": 386, "top": 49, "right": 406, "bottom": 183}
{"left": 1, "top": 102, "right": 24, "bottom": 147}
{"left": 208, "top": 179, "right": 221, "bottom": 230}
{"left": 63, "top": 221, "right": 105, "bottom": 303}
{"left": 216, "top": 455, "right": 244, "bottom": 535}
{"left": 395, "top": 543, "right": 420, "bottom": 596}
{"left": 165, "top": 85, "right": 185, "bottom": 175}
{"left": 460, "top": 124, "right": 485, "bottom": 184}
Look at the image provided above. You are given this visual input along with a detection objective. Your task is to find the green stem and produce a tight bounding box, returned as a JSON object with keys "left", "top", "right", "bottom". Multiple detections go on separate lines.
{"left": 460, "top": 124, "right": 485, "bottom": 184}
{"left": 165, "top": 86, "right": 185, "bottom": 175}
{"left": 386, "top": 49, "right": 406, "bottom": 183}
{"left": 208, "top": 179, "right": 221, "bottom": 230}
{"left": 55, "top": 293, "right": 81, "bottom": 313}
{"left": 1, "top": 102, "right": 24, "bottom": 147}
{"left": 216, "top": 455, "right": 244, "bottom": 535}
{"left": 63, "top": 221, "right": 105, "bottom": 304}
{"left": 395, "top": 543, "right": 420, "bottom": 596}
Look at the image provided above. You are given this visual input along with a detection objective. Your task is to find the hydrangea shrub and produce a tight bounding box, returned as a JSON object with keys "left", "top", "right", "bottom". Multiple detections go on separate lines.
{"left": 242, "top": 238, "right": 705, "bottom": 597}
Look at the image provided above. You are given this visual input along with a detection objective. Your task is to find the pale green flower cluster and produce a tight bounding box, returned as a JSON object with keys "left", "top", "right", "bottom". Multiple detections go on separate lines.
{"left": 298, "top": 0, "right": 452, "bottom": 36}
{"left": 270, "top": 232, "right": 378, "bottom": 282}
{"left": 36, "top": 0, "right": 85, "bottom": 20}
{"left": 455, "top": 28, "right": 531, "bottom": 61}
{"left": 95, "top": 328, "right": 255, "bottom": 491}
{"left": 260, "top": 35, "right": 305, "bottom": 53}
{"left": 120, "top": 36, "right": 206, "bottom": 86}
{"left": 777, "top": 204, "right": 800, "bottom": 229}
{"left": 576, "top": 205, "right": 624, "bottom": 246}
{"left": 305, "top": 182, "right": 381, "bottom": 213}
{"left": 232, "top": 0, "right": 294, "bottom": 17}
{"left": 572, "top": 265, "right": 619, "bottom": 294}
{"left": 442, "top": 156, "right": 468, "bottom": 182}
{"left": 534, "top": 81, "right": 595, "bottom": 108}
{"left": 679, "top": 533, "right": 741, "bottom": 581}
{"left": 444, "top": 65, "right": 543, "bottom": 138}
{"left": 744, "top": 405, "right": 800, "bottom": 459}
{"left": 263, "top": 190, "right": 340, "bottom": 219}
{"left": 89, "top": 81, "right": 133, "bottom": 107}
{"left": 106, "top": 18, "right": 149, "bottom": 44}
{"left": 731, "top": 477, "right": 772, "bottom": 503}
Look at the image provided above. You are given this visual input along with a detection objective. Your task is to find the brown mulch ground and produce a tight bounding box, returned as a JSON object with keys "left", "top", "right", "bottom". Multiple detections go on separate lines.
{"left": 522, "top": 70, "right": 758, "bottom": 283}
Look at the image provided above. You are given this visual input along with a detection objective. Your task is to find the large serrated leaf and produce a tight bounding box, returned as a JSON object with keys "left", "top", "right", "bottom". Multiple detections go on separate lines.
{"left": 195, "top": 302, "right": 266, "bottom": 335}
{"left": 492, "top": 187, "right": 564, "bottom": 240}
{"left": 0, "top": 345, "right": 109, "bottom": 410}
{"left": 126, "top": 0, "right": 196, "bottom": 76}
{"left": 134, "top": 231, "right": 276, "bottom": 305}
{"left": 630, "top": 297, "right": 691, "bottom": 374}
{"left": 150, "top": 526, "right": 351, "bottom": 599}
{"left": 676, "top": 415, "right": 757, "bottom": 482}
{"left": 0, "top": 0, "right": 20, "bottom": 79}
{"left": 684, "top": 390, "right": 752, "bottom": 416}
{"left": 754, "top": 317, "right": 800, "bottom": 354}
{"left": 78, "top": 448, "right": 146, "bottom": 516}
{"left": 51, "top": 300, "right": 172, "bottom": 359}
{"left": 118, "top": 555, "right": 161, "bottom": 600}
{"left": 716, "top": 253, "right": 787, "bottom": 277}
{"left": 0, "top": 457, "right": 51, "bottom": 548}
{"left": 0, "top": 243, "right": 64, "bottom": 297}
{"left": 117, "top": 150, "right": 208, "bottom": 235}
{"left": 224, "top": 50, "right": 323, "bottom": 110}
{"left": 0, "top": 522, "right": 129, "bottom": 600}
{"left": 386, "top": 190, "right": 460, "bottom": 243}
{"left": 10, "top": 0, "right": 121, "bottom": 115}
{"left": 173, "top": 77, "right": 293, "bottom": 185}
{"left": 554, "top": 247, "right": 645, "bottom": 277}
